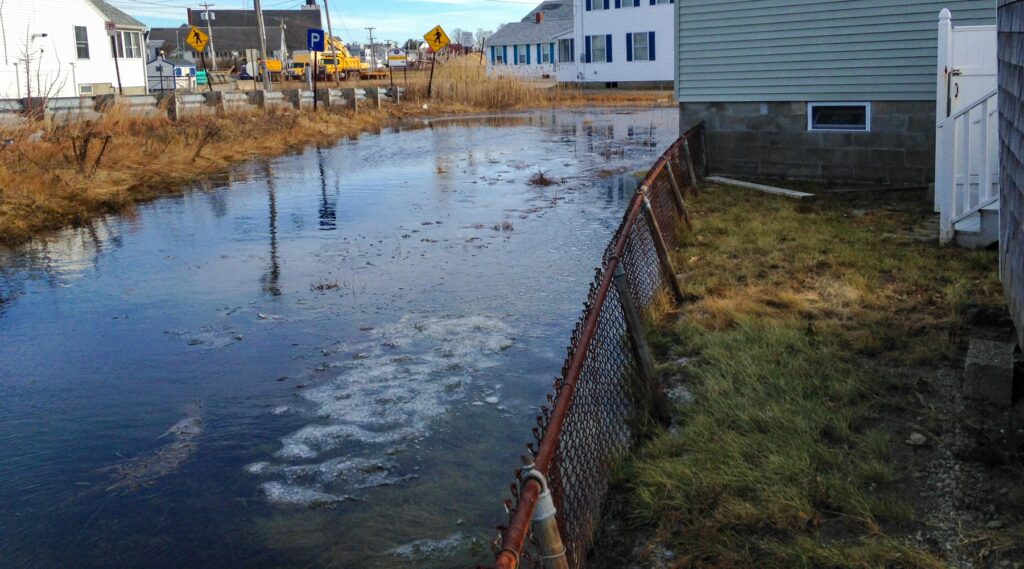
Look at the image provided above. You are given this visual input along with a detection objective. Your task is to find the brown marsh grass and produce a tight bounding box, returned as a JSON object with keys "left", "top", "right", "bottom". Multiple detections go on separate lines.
{"left": 0, "top": 59, "right": 670, "bottom": 245}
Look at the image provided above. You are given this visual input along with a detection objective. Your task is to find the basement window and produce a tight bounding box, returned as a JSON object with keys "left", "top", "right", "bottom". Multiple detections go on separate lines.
{"left": 807, "top": 102, "right": 871, "bottom": 132}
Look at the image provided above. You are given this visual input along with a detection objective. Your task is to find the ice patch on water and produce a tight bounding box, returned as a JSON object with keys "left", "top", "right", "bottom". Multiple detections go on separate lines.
{"left": 261, "top": 482, "right": 351, "bottom": 506}
{"left": 245, "top": 461, "right": 275, "bottom": 475}
{"left": 252, "top": 314, "right": 514, "bottom": 506}
{"left": 388, "top": 533, "right": 474, "bottom": 560}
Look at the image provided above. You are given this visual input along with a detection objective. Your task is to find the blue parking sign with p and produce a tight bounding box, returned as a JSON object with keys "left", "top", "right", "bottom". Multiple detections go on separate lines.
{"left": 307, "top": 28, "right": 325, "bottom": 51}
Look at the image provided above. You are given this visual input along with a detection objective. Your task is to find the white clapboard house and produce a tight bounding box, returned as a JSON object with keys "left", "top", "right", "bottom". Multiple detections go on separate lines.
{"left": 0, "top": 0, "right": 148, "bottom": 98}
{"left": 487, "top": 1, "right": 572, "bottom": 78}
{"left": 556, "top": 0, "right": 674, "bottom": 87}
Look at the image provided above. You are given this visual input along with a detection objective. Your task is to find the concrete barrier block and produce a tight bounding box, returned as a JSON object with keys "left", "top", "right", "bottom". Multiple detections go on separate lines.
{"left": 964, "top": 339, "right": 1015, "bottom": 405}
{"left": 46, "top": 97, "right": 102, "bottom": 123}
{"left": 171, "top": 93, "right": 215, "bottom": 120}
{"left": 0, "top": 98, "right": 26, "bottom": 127}
{"left": 364, "top": 87, "right": 382, "bottom": 110}
{"left": 94, "top": 95, "right": 162, "bottom": 119}
{"left": 284, "top": 88, "right": 315, "bottom": 110}
{"left": 247, "top": 90, "right": 290, "bottom": 111}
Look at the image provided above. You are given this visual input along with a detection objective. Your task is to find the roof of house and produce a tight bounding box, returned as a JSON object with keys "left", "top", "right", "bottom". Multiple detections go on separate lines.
{"left": 149, "top": 25, "right": 286, "bottom": 56}
{"left": 187, "top": 8, "right": 323, "bottom": 52}
{"left": 86, "top": 0, "right": 146, "bottom": 28}
{"left": 489, "top": 1, "right": 573, "bottom": 46}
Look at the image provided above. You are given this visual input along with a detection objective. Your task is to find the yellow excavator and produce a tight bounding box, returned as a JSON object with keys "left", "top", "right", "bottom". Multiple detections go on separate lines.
{"left": 294, "top": 36, "right": 386, "bottom": 80}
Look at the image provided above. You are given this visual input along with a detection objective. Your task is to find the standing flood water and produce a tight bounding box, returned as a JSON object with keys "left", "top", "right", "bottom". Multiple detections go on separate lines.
{"left": 0, "top": 108, "right": 677, "bottom": 568}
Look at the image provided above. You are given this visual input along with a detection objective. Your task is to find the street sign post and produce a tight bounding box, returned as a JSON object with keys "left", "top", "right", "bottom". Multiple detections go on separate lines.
{"left": 386, "top": 48, "right": 407, "bottom": 68}
{"left": 105, "top": 22, "right": 123, "bottom": 94}
{"left": 308, "top": 29, "right": 324, "bottom": 111}
{"left": 307, "top": 28, "right": 325, "bottom": 52}
{"left": 423, "top": 25, "right": 450, "bottom": 98}
{"left": 423, "top": 25, "right": 450, "bottom": 53}
{"left": 387, "top": 48, "right": 407, "bottom": 91}
{"left": 186, "top": 26, "right": 213, "bottom": 92}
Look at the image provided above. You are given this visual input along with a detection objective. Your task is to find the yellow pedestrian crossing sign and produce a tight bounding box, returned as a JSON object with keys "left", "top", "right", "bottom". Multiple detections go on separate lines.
{"left": 186, "top": 26, "right": 209, "bottom": 53}
{"left": 423, "top": 25, "right": 450, "bottom": 52}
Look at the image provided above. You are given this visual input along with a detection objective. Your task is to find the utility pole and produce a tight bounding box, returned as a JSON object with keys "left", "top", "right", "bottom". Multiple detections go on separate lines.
{"left": 253, "top": 0, "right": 272, "bottom": 91}
{"left": 365, "top": 27, "right": 375, "bottom": 70}
{"left": 322, "top": 0, "right": 339, "bottom": 83}
{"left": 200, "top": 2, "right": 217, "bottom": 71}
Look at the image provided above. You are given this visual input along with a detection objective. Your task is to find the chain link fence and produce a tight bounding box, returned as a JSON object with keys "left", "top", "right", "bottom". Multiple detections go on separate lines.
{"left": 490, "top": 122, "right": 708, "bottom": 569}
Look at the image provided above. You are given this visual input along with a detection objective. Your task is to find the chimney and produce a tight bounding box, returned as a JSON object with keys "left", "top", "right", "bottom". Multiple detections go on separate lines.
{"left": 536, "top": 12, "right": 544, "bottom": 23}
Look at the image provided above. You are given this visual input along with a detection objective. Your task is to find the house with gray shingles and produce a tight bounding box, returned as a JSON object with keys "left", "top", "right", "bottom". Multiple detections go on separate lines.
{"left": 676, "top": 0, "right": 996, "bottom": 185}
{"left": 998, "top": 0, "right": 1024, "bottom": 349}
{"left": 487, "top": 1, "right": 573, "bottom": 78}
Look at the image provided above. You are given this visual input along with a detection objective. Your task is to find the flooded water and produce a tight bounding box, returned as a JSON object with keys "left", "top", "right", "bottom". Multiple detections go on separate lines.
{"left": 0, "top": 107, "right": 677, "bottom": 568}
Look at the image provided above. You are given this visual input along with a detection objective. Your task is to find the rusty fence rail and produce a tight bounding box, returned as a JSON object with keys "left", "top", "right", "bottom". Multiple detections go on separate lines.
{"left": 490, "top": 122, "right": 708, "bottom": 569}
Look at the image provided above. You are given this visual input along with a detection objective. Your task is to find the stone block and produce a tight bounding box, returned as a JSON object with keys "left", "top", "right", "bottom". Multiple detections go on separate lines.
{"left": 964, "top": 339, "right": 1015, "bottom": 405}
{"left": 869, "top": 148, "right": 907, "bottom": 167}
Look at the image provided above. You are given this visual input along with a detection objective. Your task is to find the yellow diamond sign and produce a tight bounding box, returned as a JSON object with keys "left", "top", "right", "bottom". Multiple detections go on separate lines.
{"left": 185, "top": 26, "right": 209, "bottom": 53}
{"left": 423, "top": 25, "right": 450, "bottom": 53}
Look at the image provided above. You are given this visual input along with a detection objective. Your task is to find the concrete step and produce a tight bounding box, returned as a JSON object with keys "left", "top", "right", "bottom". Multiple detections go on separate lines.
{"left": 955, "top": 209, "right": 999, "bottom": 248}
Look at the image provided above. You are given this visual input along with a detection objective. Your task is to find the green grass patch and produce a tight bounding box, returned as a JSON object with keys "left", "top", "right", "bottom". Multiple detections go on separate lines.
{"left": 612, "top": 185, "right": 1003, "bottom": 568}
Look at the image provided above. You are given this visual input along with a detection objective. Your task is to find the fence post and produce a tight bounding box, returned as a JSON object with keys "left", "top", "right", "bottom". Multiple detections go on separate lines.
{"left": 664, "top": 165, "right": 693, "bottom": 231}
{"left": 700, "top": 122, "right": 708, "bottom": 177}
{"left": 521, "top": 465, "right": 569, "bottom": 569}
{"left": 640, "top": 194, "right": 686, "bottom": 305}
{"left": 681, "top": 139, "right": 700, "bottom": 193}
{"left": 612, "top": 261, "right": 672, "bottom": 424}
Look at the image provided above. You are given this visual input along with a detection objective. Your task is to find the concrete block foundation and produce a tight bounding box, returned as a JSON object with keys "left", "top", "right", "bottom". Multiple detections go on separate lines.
{"left": 679, "top": 100, "right": 937, "bottom": 185}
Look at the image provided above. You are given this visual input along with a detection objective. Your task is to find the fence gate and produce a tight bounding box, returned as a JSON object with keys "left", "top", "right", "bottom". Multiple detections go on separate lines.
{"left": 934, "top": 9, "right": 1000, "bottom": 247}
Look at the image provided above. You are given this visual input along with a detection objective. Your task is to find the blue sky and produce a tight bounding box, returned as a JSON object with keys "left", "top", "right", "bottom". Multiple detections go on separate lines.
{"left": 109, "top": 0, "right": 537, "bottom": 44}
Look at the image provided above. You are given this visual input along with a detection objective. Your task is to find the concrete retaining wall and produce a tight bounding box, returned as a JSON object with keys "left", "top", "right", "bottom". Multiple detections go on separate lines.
{"left": 678, "top": 100, "right": 935, "bottom": 185}
{"left": 0, "top": 99, "right": 25, "bottom": 127}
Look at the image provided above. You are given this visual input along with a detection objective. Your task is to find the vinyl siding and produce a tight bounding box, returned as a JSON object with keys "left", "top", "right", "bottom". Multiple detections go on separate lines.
{"left": 677, "top": 0, "right": 997, "bottom": 102}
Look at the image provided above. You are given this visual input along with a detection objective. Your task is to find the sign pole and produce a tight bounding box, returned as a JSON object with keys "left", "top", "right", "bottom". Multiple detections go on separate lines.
{"left": 313, "top": 51, "right": 318, "bottom": 111}
{"left": 427, "top": 52, "right": 435, "bottom": 98}
{"left": 113, "top": 50, "right": 123, "bottom": 94}
{"left": 200, "top": 52, "right": 213, "bottom": 92}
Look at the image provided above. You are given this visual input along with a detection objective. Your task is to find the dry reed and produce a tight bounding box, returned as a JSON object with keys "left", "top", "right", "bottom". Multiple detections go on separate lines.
{"left": 0, "top": 62, "right": 670, "bottom": 244}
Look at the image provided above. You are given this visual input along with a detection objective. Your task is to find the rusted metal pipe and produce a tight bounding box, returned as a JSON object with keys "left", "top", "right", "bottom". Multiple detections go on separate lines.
{"left": 521, "top": 462, "right": 569, "bottom": 569}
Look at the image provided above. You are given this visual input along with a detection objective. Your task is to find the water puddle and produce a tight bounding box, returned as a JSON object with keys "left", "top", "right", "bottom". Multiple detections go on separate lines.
{"left": 0, "top": 107, "right": 677, "bottom": 568}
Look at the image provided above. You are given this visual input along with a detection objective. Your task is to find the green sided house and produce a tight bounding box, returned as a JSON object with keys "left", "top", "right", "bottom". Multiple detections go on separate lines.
{"left": 676, "top": 0, "right": 996, "bottom": 185}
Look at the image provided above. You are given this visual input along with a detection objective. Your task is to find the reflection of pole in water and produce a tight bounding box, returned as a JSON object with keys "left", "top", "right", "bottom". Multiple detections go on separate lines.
{"left": 261, "top": 161, "right": 281, "bottom": 296}
{"left": 316, "top": 148, "right": 336, "bottom": 231}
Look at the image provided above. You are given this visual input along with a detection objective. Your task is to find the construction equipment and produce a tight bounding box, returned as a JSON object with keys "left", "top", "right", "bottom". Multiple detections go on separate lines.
{"left": 290, "top": 36, "right": 387, "bottom": 81}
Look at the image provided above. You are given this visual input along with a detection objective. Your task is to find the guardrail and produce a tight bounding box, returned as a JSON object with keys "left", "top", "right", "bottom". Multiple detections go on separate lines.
{"left": 491, "top": 121, "right": 708, "bottom": 569}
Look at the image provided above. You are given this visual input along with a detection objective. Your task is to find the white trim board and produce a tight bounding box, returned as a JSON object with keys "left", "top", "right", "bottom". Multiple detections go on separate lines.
{"left": 706, "top": 176, "right": 816, "bottom": 199}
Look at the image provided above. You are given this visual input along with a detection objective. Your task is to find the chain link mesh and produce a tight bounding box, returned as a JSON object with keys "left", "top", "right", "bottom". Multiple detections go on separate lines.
{"left": 493, "top": 125, "right": 706, "bottom": 569}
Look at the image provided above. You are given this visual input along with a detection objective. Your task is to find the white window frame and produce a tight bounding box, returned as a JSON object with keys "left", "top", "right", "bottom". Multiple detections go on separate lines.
{"left": 74, "top": 26, "right": 90, "bottom": 59}
{"left": 806, "top": 102, "right": 871, "bottom": 132}
{"left": 631, "top": 32, "right": 649, "bottom": 61}
{"left": 590, "top": 34, "right": 608, "bottom": 63}
{"left": 541, "top": 46, "right": 550, "bottom": 64}
{"left": 518, "top": 45, "right": 528, "bottom": 64}
{"left": 591, "top": 0, "right": 605, "bottom": 11}
{"left": 558, "top": 39, "right": 572, "bottom": 63}
{"left": 113, "top": 30, "right": 142, "bottom": 59}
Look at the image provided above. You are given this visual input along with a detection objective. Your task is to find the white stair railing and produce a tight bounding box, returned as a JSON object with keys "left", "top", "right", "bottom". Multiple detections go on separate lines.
{"left": 937, "top": 88, "right": 999, "bottom": 244}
